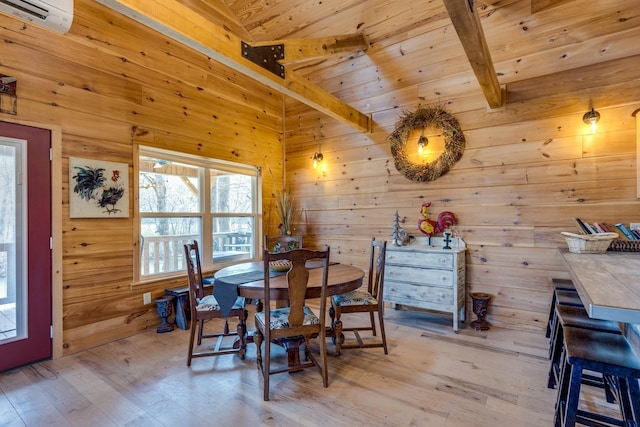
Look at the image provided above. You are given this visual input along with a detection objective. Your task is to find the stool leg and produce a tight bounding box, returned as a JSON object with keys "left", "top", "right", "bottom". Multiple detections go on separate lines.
{"left": 547, "top": 291, "right": 557, "bottom": 338}
{"left": 548, "top": 318, "right": 563, "bottom": 389}
{"left": 549, "top": 309, "right": 558, "bottom": 360}
{"left": 564, "top": 364, "right": 583, "bottom": 427}
{"left": 616, "top": 378, "right": 634, "bottom": 425}
{"left": 621, "top": 378, "right": 640, "bottom": 425}
{"left": 555, "top": 348, "right": 570, "bottom": 427}
{"left": 604, "top": 374, "right": 617, "bottom": 405}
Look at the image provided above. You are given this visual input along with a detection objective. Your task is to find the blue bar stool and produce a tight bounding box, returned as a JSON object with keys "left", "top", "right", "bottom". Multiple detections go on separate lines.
{"left": 546, "top": 279, "right": 578, "bottom": 338}
{"left": 547, "top": 290, "right": 584, "bottom": 358}
{"left": 554, "top": 326, "right": 640, "bottom": 427}
{"left": 547, "top": 304, "right": 621, "bottom": 390}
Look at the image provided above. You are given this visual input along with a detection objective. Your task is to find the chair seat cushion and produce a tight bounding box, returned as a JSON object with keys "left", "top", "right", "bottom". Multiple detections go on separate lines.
{"left": 332, "top": 289, "right": 377, "bottom": 307}
{"left": 196, "top": 295, "right": 244, "bottom": 312}
{"left": 255, "top": 306, "right": 319, "bottom": 330}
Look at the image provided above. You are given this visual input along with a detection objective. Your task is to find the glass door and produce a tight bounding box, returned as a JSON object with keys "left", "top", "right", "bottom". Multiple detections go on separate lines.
{"left": 0, "top": 122, "right": 52, "bottom": 371}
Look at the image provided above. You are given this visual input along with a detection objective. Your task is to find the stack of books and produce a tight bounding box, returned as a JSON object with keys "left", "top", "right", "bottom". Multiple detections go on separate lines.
{"left": 572, "top": 218, "right": 640, "bottom": 240}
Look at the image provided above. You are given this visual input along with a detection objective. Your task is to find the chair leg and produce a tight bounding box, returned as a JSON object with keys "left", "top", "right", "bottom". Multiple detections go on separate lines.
{"left": 236, "top": 310, "right": 247, "bottom": 360}
{"left": 319, "top": 329, "right": 328, "bottom": 388}
{"left": 304, "top": 336, "right": 311, "bottom": 361}
{"left": 254, "top": 329, "right": 263, "bottom": 368}
{"left": 332, "top": 306, "right": 344, "bottom": 356}
{"left": 377, "top": 309, "right": 388, "bottom": 355}
{"left": 263, "top": 334, "right": 271, "bottom": 401}
{"left": 187, "top": 317, "right": 198, "bottom": 366}
{"left": 329, "top": 305, "right": 336, "bottom": 341}
{"left": 369, "top": 312, "right": 377, "bottom": 336}
{"left": 197, "top": 319, "right": 204, "bottom": 345}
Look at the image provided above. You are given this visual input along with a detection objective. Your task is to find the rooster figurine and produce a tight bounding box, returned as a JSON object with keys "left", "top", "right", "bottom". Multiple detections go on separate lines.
{"left": 418, "top": 202, "right": 457, "bottom": 242}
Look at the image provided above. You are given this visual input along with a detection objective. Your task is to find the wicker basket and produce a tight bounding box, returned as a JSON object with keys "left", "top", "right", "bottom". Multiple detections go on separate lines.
{"left": 561, "top": 232, "right": 618, "bottom": 254}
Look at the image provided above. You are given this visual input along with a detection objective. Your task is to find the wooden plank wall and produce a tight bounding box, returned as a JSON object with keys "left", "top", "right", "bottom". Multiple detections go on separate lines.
{"left": 283, "top": 1, "right": 640, "bottom": 332}
{"left": 0, "top": 0, "right": 283, "bottom": 355}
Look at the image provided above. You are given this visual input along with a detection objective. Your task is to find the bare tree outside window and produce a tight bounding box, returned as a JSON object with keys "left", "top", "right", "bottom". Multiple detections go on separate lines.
{"left": 138, "top": 149, "right": 259, "bottom": 278}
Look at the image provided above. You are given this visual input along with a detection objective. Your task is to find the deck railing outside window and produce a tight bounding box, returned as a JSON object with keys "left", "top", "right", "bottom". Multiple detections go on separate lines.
{"left": 140, "top": 232, "right": 253, "bottom": 276}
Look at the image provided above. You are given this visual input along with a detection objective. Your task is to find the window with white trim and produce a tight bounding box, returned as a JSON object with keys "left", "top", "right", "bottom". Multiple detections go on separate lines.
{"left": 138, "top": 146, "right": 260, "bottom": 279}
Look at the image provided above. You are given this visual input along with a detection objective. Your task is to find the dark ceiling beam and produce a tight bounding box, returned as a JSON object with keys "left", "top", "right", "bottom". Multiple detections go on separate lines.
{"left": 442, "top": 0, "right": 504, "bottom": 109}
{"left": 251, "top": 34, "right": 369, "bottom": 63}
{"left": 96, "top": 0, "right": 371, "bottom": 133}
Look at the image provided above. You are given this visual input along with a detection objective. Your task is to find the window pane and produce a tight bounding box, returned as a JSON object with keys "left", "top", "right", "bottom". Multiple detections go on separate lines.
{"left": 140, "top": 157, "right": 200, "bottom": 213}
{"left": 213, "top": 217, "right": 254, "bottom": 264}
{"left": 211, "top": 170, "right": 254, "bottom": 213}
{"left": 141, "top": 217, "right": 201, "bottom": 276}
{"left": 138, "top": 146, "right": 260, "bottom": 278}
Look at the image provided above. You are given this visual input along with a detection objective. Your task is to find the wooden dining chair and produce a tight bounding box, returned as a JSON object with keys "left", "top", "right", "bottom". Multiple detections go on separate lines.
{"left": 264, "top": 234, "right": 303, "bottom": 253}
{"left": 330, "top": 237, "right": 388, "bottom": 355}
{"left": 183, "top": 241, "right": 247, "bottom": 366}
{"left": 253, "top": 247, "right": 330, "bottom": 401}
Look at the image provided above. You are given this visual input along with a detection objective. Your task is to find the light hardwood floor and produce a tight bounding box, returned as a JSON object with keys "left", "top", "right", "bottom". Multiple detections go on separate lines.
{"left": 0, "top": 306, "right": 620, "bottom": 426}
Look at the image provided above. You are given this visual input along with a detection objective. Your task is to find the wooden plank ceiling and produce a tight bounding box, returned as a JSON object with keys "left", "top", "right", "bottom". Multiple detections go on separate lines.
{"left": 102, "top": 0, "right": 637, "bottom": 129}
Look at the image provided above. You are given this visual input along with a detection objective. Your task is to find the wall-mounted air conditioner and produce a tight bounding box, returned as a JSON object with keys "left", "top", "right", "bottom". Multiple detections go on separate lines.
{"left": 0, "top": 0, "right": 73, "bottom": 34}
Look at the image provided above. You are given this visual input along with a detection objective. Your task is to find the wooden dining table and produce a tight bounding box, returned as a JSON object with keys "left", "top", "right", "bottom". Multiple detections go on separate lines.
{"left": 211, "top": 260, "right": 365, "bottom": 365}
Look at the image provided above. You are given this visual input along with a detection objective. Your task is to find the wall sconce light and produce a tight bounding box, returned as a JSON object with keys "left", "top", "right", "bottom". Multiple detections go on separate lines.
{"left": 582, "top": 106, "right": 600, "bottom": 134}
{"left": 417, "top": 129, "right": 429, "bottom": 155}
{"left": 313, "top": 151, "right": 323, "bottom": 169}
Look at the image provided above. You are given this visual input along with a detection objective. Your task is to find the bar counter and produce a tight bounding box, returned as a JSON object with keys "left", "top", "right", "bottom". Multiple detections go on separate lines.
{"left": 559, "top": 248, "right": 640, "bottom": 351}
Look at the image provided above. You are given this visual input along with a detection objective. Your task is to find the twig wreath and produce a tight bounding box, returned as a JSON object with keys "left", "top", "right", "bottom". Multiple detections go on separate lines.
{"left": 387, "top": 107, "right": 465, "bottom": 182}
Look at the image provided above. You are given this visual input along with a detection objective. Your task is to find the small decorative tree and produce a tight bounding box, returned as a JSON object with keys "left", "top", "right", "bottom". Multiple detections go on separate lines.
{"left": 391, "top": 210, "right": 402, "bottom": 246}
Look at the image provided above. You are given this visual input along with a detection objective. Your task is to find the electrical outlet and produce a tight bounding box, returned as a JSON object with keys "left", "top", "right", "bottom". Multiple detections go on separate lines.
{"left": 630, "top": 223, "right": 640, "bottom": 230}
{"left": 143, "top": 292, "right": 151, "bottom": 305}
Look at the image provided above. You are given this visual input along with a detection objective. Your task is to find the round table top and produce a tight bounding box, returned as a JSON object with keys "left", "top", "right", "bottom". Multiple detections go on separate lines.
{"left": 214, "top": 261, "right": 364, "bottom": 300}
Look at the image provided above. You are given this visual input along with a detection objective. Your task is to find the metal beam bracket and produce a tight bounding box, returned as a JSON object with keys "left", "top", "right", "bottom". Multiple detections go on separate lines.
{"left": 241, "top": 42, "right": 285, "bottom": 79}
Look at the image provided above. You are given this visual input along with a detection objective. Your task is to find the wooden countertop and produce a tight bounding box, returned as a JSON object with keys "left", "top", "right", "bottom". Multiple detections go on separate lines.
{"left": 559, "top": 248, "right": 640, "bottom": 324}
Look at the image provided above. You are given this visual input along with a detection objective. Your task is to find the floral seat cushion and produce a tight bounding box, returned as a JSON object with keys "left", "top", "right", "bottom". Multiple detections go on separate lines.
{"left": 332, "top": 289, "right": 377, "bottom": 307}
{"left": 255, "top": 306, "right": 319, "bottom": 330}
{"left": 196, "top": 295, "right": 245, "bottom": 312}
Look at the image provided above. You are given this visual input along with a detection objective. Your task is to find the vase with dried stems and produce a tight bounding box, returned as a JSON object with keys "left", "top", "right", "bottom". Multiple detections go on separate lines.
{"left": 270, "top": 171, "right": 303, "bottom": 236}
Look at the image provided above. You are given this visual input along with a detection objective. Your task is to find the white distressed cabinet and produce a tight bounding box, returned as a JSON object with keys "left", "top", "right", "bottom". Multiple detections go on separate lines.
{"left": 384, "top": 236, "right": 466, "bottom": 332}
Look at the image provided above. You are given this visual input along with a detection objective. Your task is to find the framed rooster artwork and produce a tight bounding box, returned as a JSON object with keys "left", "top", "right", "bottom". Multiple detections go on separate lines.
{"left": 69, "top": 157, "right": 129, "bottom": 218}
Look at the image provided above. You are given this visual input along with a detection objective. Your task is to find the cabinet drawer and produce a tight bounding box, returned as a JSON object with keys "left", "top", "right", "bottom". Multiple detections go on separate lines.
{"left": 386, "top": 250, "right": 454, "bottom": 269}
{"left": 384, "top": 265, "right": 454, "bottom": 287}
{"left": 385, "top": 281, "right": 454, "bottom": 306}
